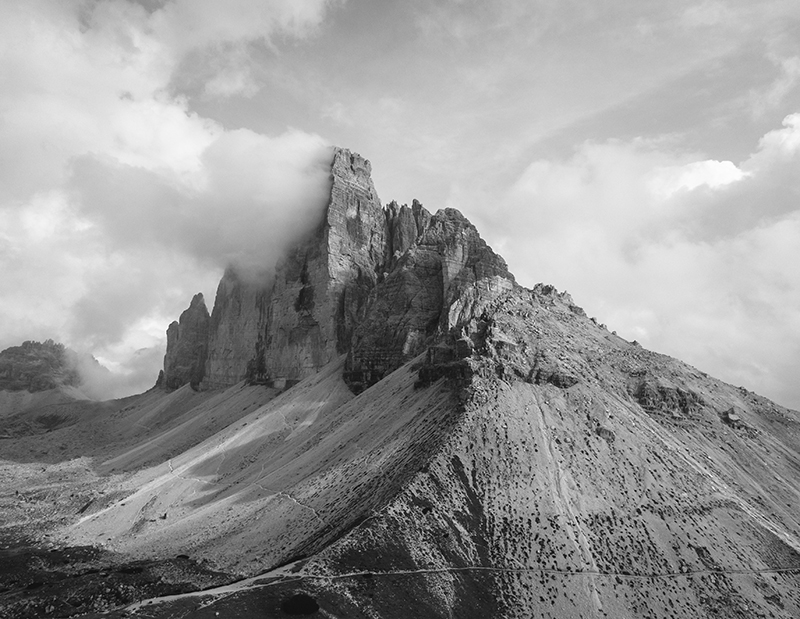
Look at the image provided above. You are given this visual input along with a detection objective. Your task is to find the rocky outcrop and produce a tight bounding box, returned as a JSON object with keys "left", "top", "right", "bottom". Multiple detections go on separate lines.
{"left": 629, "top": 375, "right": 705, "bottom": 419}
{"left": 202, "top": 270, "right": 269, "bottom": 389}
{"left": 161, "top": 293, "right": 210, "bottom": 390}
{"left": 190, "top": 147, "right": 385, "bottom": 390}
{"left": 344, "top": 206, "right": 515, "bottom": 392}
{"left": 164, "top": 147, "right": 521, "bottom": 392}
{"left": 383, "top": 199, "right": 431, "bottom": 265}
{"left": 0, "top": 340, "right": 81, "bottom": 392}
{"left": 252, "top": 148, "right": 385, "bottom": 383}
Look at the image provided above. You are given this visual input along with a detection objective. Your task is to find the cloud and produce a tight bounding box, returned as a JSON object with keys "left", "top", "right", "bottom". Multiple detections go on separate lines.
{"left": 69, "top": 128, "right": 332, "bottom": 278}
{"left": 751, "top": 55, "right": 800, "bottom": 118}
{"left": 67, "top": 344, "right": 166, "bottom": 401}
{"left": 470, "top": 113, "right": 800, "bottom": 409}
{"left": 203, "top": 59, "right": 260, "bottom": 98}
{"left": 649, "top": 159, "right": 746, "bottom": 196}
{"left": 152, "top": 0, "right": 333, "bottom": 53}
{"left": 680, "top": 1, "right": 728, "bottom": 28}
{"left": 0, "top": 0, "right": 338, "bottom": 398}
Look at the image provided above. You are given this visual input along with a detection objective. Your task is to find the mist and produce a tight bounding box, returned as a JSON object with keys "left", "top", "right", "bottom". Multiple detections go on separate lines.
{"left": 0, "top": 0, "right": 338, "bottom": 400}
{"left": 64, "top": 347, "right": 163, "bottom": 401}
{"left": 469, "top": 113, "right": 800, "bottom": 410}
{"left": 70, "top": 130, "right": 334, "bottom": 280}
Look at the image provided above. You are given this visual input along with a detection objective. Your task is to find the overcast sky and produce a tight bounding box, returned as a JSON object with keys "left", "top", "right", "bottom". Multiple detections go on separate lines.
{"left": 2, "top": 0, "right": 799, "bottom": 408}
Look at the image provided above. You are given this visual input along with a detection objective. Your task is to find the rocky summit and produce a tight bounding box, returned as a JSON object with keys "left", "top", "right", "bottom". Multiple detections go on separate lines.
{"left": 0, "top": 340, "right": 81, "bottom": 393}
{"left": 160, "top": 293, "right": 210, "bottom": 390}
{"left": 163, "top": 148, "right": 514, "bottom": 395}
{"left": 1, "top": 148, "right": 799, "bottom": 619}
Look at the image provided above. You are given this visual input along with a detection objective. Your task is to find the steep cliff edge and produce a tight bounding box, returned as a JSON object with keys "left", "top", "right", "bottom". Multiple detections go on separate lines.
{"left": 0, "top": 340, "right": 81, "bottom": 393}
{"left": 161, "top": 293, "right": 210, "bottom": 390}
{"left": 166, "top": 147, "right": 512, "bottom": 392}
{"left": 189, "top": 147, "right": 385, "bottom": 390}
{"left": 201, "top": 268, "right": 270, "bottom": 389}
{"left": 254, "top": 148, "right": 385, "bottom": 384}
{"left": 345, "top": 205, "right": 515, "bottom": 392}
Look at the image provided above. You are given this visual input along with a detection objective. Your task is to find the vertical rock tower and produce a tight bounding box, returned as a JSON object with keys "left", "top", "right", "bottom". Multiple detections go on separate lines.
{"left": 253, "top": 148, "right": 385, "bottom": 384}
{"left": 161, "top": 293, "right": 210, "bottom": 390}
{"left": 165, "top": 148, "right": 385, "bottom": 390}
{"left": 200, "top": 269, "right": 268, "bottom": 389}
{"left": 162, "top": 146, "right": 514, "bottom": 391}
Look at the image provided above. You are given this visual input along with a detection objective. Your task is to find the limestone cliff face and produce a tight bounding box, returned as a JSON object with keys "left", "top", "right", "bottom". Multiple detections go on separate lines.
{"left": 0, "top": 340, "right": 81, "bottom": 392}
{"left": 165, "top": 147, "right": 515, "bottom": 391}
{"left": 345, "top": 205, "right": 515, "bottom": 391}
{"left": 162, "top": 293, "right": 210, "bottom": 390}
{"left": 190, "top": 147, "right": 385, "bottom": 390}
{"left": 252, "top": 148, "right": 385, "bottom": 383}
{"left": 383, "top": 199, "right": 431, "bottom": 265}
{"left": 201, "top": 269, "right": 269, "bottom": 389}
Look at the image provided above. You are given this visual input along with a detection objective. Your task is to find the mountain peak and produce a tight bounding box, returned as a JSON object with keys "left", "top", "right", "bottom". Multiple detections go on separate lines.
{"left": 161, "top": 293, "right": 210, "bottom": 390}
{"left": 0, "top": 339, "right": 81, "bottom": 392}
{"left": 162, "top": 147, "right": 512, "bottom": 393}
{"left": 189, "top": 292, "right": 206, "bottom": 309}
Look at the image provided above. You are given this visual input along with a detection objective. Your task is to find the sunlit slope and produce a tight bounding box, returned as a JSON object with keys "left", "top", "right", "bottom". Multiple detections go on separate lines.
{"left": 0, "top": 382, "right": 274, "bottom": 469}
{"left": 62, "top": 356, "right": 460, "bottom": 576}
{"left": 275, "top": 290, "right": 800, "bottom": 619}
{"left": 0, "top": 382, "right": 280, "bottom": 553}
{"left": 95, "top": 383, "right": 282, "bottom": 473}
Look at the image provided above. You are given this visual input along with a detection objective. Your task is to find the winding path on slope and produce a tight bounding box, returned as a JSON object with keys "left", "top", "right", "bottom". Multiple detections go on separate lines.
{"left": 118, "top": 561, "right": 800, "bottom": 616}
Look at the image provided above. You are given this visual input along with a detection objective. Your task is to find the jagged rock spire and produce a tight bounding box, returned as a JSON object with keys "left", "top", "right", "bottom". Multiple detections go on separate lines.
{"left": 162, "top": 147, "right": 515, "bottom": 392}
{"left": 161, "top": 293, "right": 209, "bottom": 390}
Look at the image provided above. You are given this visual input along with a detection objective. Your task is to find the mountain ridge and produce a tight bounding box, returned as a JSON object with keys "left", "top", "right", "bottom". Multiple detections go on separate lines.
{"left": 1, "top": 147, "right": 799, "bottom": 618}
{"left": 162, "top": 147, "right": 516, "bottom": 395}
{"left": 0, "top": 340, "right": 82, "bottom": 393}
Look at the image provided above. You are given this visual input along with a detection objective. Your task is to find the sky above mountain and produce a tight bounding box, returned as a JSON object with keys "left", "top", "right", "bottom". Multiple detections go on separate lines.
{"left": 2, "top": 0, "right": 799, "bottom": 407}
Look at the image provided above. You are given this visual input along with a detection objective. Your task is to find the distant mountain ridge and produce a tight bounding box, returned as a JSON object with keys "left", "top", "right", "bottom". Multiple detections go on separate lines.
{"left": 0, "top": 339, "right": 81, "bottom": 392}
